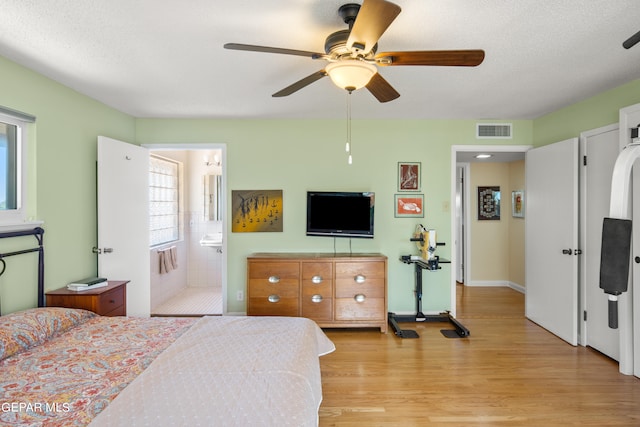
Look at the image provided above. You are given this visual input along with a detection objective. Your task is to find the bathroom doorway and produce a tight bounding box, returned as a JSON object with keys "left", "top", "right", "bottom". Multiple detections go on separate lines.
{"left": 143, "top": 144, "right": 227, "bottom": 317}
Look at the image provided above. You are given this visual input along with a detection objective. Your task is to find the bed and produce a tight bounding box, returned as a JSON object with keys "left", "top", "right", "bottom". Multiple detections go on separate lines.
{"left": 0, "top": 227, "right": 335, "bottom": 426}
{"left": 0, "top": 307, "right": 335, "bottom": 426}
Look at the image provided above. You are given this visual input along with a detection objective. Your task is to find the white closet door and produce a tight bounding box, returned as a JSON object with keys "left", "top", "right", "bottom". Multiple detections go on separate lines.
{"left": 97, "top": 136, "right": 150, "bottom": 317}
{"left": 525, "top": 138, "right": 579, "bottom": 345}
{"left": 581, "top": 126, "right": 619, "bottom": 360}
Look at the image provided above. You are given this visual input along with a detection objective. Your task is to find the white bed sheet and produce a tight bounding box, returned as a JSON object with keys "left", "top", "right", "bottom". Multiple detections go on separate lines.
{"left": 89, "top": 316, "right": 335, "bottom": 427}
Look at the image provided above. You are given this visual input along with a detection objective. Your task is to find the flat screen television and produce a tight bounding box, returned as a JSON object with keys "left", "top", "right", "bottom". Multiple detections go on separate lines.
{"left": 306, "top": 191, "right": 375, "bottom": 238}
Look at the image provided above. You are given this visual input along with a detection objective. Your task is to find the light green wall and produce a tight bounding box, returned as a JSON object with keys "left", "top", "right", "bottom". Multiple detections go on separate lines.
{"left": 533, "top": 79, "right": 640, "bottom": 146}
{"left": 136, "top": 119, "right": 532, "bottom": 313}
{"left": 1, "top": 51, "right": 638, "bottom": 315}
{"left": 0, "top": 56, "right": 135, "bottom": 313}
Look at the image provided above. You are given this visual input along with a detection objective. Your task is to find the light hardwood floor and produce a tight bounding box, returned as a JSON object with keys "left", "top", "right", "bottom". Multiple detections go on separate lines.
{"left": 318, "top": 286, "right": 640, "bottom": 426}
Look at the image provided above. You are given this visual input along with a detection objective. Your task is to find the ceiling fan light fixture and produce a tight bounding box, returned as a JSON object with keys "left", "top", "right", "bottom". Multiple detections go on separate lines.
{"left": 326, "top": 61, "right": 377, "bottom": 91}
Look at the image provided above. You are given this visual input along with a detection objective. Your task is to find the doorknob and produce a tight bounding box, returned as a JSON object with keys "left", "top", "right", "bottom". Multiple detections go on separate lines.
{"left": 635, "top": 256, "right": 640, "bottom": 264}
{"left": 562, "top": 249, "right": 573, "bottom": 255}
{"left": 92, "top": 247, "right": 113, "bottom": 254}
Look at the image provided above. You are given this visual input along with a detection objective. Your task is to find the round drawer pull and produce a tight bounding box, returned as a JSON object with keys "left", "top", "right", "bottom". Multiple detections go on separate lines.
{"left": 354, "top": 274, "right": 366, "bottom": 283}
{"left": 311, "top": 275, "right": 323, "bottom": 284}
{"left": 311, "top": 294, "right": 323, "bottom": 303}
{"left": 109, "top": 300, "right": 115, "bottom": 304}
{"left": 268, "top": 276, "right": 280, "bottom": 284}
{"left": 268, "top": 294, "right": 280, "bottom": 303}
{"left": 354, "top": 294, "right": 366, "bottom": 303}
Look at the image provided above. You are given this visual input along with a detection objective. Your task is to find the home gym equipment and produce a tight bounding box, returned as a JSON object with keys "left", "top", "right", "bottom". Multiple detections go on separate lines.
{"left": 600, "top": 140, "right": 640, "bottom": 375}
{"left": 388, "top": 226, "right": 470, "bottom": 339}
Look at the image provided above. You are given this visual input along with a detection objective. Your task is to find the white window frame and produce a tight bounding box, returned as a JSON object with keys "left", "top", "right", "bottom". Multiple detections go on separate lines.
{"left": 0, "top": 112, "right": 29, "bottom": 229}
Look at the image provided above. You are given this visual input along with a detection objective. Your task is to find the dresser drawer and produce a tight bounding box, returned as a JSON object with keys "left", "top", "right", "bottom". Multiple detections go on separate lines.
{"left": 335, "top": 277, "right": 385, "bottom": 298}
{"left": 248, "top": 261, "right": 299, "bottom": 280}
{"left": 248, "top": 279, "right": 299, "bottom": 298}
{"left": 335, "top": 297, "right": 385, "bottom": 321}
{"left": 335, "top": 261, "right": 385, "bottom": 280}
{"left": 248, "top": 297, "right": 299, "bottom": 317}
{"left": 301, "top": 294, "right": 333, "bottom": 321}
{"left": 302, "top": 262, "right": 332, "bottom": 282}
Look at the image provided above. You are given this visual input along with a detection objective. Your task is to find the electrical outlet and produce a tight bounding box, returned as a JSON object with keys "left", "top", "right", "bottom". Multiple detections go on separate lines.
{"left": 236, "top": 290, "right": 244, "bottom": 301}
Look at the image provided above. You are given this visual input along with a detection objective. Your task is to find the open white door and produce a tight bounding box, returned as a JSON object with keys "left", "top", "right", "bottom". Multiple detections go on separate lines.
{"left": 525, "top": 138, "right": 579, "bottom": 345}
{"left": 97, "top": 136, "right": 150, "bottom": 317}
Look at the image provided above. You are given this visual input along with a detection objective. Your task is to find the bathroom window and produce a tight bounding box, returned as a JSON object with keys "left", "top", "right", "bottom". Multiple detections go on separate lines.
{"left": 149, "top": 155, "right": 180, "bottom": 247}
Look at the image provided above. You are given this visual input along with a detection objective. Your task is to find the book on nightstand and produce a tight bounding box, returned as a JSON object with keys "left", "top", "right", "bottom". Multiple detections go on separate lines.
{"left": 67, "top": 277, "right": 108, "bottom": 291}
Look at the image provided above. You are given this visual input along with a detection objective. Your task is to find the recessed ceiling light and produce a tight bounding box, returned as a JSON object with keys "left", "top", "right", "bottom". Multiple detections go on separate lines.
{"left": 475, "top": 154, "right": 493, "bottom": 159}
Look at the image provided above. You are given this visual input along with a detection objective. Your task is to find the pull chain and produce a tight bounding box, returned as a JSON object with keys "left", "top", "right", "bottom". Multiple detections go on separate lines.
{"left": 346, "top": 90, "right": 353, "bottom": 164}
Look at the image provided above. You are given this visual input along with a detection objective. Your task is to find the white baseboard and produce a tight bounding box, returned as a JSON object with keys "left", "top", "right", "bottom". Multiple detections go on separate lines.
{"left": 466, "top": 280, "right": 525, "bottom": 294}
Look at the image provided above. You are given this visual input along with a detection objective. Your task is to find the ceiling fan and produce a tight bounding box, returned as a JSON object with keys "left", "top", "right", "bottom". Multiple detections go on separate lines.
{"left": 224, "top": 0, "right": 485, "bottom": 103}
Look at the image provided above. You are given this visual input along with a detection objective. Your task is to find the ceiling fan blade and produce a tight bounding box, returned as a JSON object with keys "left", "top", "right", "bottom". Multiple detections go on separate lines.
{"left": 224, "top": 43, "right": 323, "bottom": 58}
{"left": 347, "top": 0, "right": 401, "bottom": 54}
{"left": 272, "top": 70, "right": 328, "bottom": 97}
{"left": 366, "top": 73, "right": 400, "bottom": 103}
{"left": 623, "top": 29, "right": 640, "bottom": 49}
{"left": 375, "top": 50, "right": 485, "bottom": 67}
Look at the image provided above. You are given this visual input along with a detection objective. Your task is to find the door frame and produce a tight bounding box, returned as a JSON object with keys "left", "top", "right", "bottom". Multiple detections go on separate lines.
{"left": 450, "top": 144, "right": 532, "bottom": 317}
{"left": 143, "top": 143, "right": 228, "bottom": 314}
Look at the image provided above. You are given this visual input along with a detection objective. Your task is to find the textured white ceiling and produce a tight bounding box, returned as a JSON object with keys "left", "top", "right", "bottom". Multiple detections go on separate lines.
{"left": 1, "top": 0, "right": 639, "bottom": 119}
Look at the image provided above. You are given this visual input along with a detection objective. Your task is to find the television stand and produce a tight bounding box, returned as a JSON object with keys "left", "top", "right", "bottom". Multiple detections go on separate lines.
{"left": 388, "top": 256, "right": 470, "bottom": 339}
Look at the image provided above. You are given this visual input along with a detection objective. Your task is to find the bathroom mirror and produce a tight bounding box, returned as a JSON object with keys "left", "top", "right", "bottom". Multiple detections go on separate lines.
{"left": 204, "top": 174, "right": 222, "bottom": 221}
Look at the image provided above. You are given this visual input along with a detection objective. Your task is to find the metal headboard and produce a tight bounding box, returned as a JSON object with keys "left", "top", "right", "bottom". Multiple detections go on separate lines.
{"left": 0, "top": 227, "right": 45, "bottom": 313}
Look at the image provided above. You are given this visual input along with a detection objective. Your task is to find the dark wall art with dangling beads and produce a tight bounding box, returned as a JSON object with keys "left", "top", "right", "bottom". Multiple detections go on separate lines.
{"left": 231, "top": 190, "right": 283, "bottom": 232}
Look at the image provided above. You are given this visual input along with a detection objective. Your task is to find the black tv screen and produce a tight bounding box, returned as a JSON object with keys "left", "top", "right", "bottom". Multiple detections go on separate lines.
{"left": 306, "top": 191, "right": 374, "bottom": 238}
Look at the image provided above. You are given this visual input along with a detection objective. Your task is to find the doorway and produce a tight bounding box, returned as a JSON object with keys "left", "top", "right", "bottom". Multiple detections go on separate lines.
{"left": 450, "top": 145, "right": 531, "bottom": 317}
{"left": 144, "top": 144, "right": 227, "bottom": 316}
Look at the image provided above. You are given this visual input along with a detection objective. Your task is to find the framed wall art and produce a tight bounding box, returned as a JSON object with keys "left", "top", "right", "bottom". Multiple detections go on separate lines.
{"left": 394, "top": 194, "right": 424, "bottom": 218}
{"left": 477, "top": 186, "right": 500, "bottom": 220}
{"left": 398, "top": 162, "right": 421, "bottom": 192}
{"left": 231, "top": 189, "right": 283, "bottom": 232}
{"left": 512, "top": 190, "right": 524, "bottom": 218}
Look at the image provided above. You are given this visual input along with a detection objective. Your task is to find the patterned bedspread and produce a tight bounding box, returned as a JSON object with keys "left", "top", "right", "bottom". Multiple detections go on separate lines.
{"left": 0, "top": 308, "right": 196, "bottom": 426}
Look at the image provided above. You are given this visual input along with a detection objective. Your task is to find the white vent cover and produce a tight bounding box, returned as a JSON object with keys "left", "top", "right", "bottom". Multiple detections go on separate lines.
{"left": 476, "top": 123, "right": 512, "bottom": 139}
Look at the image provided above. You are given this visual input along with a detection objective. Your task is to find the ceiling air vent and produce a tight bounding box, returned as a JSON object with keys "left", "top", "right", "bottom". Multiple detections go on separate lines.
{"left": 476, "top": 123, "right": 512, "bottom": 139}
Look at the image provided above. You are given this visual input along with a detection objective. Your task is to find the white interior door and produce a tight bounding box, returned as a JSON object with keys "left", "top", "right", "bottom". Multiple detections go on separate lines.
{"left": 581, "top": 125, "right": 619, "bottom": 359}
{"left": 97, "top": 136, "right": 150, "bottom": 317}
{"left": 525, "top": 138, "right": 579, "bottom": 345}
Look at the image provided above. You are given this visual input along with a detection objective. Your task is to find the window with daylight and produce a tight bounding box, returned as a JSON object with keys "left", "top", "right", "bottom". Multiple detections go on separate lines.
{"left": 149, "top": 155, "right": 180, "bottom": 247}
{"left": 0, "top": 107, "right": 34, "bottom": 227}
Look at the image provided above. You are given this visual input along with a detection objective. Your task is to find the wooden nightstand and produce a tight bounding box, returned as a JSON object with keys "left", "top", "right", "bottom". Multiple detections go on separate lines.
{"left": 46, "top": 280, "right": 128, "bottom": 316}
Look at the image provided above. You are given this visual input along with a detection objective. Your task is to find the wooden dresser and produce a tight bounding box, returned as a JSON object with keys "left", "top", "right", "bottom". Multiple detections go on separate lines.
{"left": 247, "top": 253, "right": 387, "bottom": 332}
{"left": 45, "top": 280, "right": 128, "bottom": 316}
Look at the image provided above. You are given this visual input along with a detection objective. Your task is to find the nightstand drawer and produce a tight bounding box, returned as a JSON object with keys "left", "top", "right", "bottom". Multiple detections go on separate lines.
{"left": 97, "top": 286, "right": 125, "bottom": 315}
